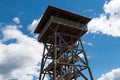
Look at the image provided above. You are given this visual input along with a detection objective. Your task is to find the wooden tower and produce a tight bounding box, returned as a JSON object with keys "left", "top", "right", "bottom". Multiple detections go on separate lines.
{"left": 34, "top": 6, "right": 93, "bottom": 80}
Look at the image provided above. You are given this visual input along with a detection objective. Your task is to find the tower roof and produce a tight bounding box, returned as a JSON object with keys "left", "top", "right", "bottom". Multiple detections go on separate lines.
{"left": 34, "top": 5, "right": 91, "bottom": 33}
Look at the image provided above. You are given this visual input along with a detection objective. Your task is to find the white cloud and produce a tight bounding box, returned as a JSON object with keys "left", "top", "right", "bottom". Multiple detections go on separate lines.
{"left": 28, "top": 19, "right": 40, "bottom": 33}
{"left": 0, "top": 24, "right": 44, "bottom": 80}
{"left": 13, "top": 17, "right": 20, "bottom": 24}
{"left": 82, "top": 41, "right": 93, "bottom": 47}
{"left": 28, "top": 16, "right": 43, "bottom": 33}
{"left": 104, "top": 0, "right": 120, "bottom": 15}
{"left": 87, "top": 42, "right": 93, "bottom": 46}
{"left": 88, "top": 0, "right": 120, "bottom": 37}
{"left": 83, "top": 9, "right": 94, "bottom": 13}
{"left": 97, "top": 68, "right": 120, "bottom": 80}
{"left": 17, "top": 75, "right": 33, "bottom": 80}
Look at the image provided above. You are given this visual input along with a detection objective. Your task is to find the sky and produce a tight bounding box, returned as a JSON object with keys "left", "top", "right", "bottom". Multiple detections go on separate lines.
{"left": 0, "top": 0, "right": 120, "bottom": 80}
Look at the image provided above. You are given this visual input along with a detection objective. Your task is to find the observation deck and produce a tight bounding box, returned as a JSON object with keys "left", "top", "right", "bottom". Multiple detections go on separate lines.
{"left": 34, "top": 5, "right": 91, "bottom": 44}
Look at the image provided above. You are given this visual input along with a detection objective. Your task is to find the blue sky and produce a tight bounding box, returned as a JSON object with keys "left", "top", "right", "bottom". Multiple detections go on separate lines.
{"left": 0, "top": 0, "right": 120, "bottom": 80}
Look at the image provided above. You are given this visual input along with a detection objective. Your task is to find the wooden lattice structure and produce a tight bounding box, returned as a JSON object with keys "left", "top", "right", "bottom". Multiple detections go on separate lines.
{"left": 34, "top": 5, "right": 93, "bottom": 80}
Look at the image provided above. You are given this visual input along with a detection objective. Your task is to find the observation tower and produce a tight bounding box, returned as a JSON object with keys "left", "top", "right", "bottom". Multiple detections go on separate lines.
{"left": 34, "top": 5, "right": 93, "bottom": 80}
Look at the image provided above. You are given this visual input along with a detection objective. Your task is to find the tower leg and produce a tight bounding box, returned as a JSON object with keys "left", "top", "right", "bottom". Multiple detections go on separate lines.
{"left": 79, "top": 39, "right": 93, "bottom": 80}
{"left": 53, "top": 32, "right": 57, "bottom": 80}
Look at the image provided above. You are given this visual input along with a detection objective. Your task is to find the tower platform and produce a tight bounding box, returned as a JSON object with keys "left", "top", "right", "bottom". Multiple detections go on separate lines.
{"left": 34, "top": 6, "right": 91, "bottom": 44}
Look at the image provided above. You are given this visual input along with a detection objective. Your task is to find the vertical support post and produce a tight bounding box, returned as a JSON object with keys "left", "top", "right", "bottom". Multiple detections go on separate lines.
{"left": 53, "top": 32, "right": 57, "bottom": 80}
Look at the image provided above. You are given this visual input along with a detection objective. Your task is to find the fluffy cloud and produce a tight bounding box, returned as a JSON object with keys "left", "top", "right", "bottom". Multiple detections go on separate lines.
{"left": 28, "top": 18, "right": 40, "bottom": 33}
{"left": 97, "top": 68, "right": 120, "bottom": 80}
{"left": 104, "top": 0, "right": 120, "bottom": 15}
{"left": 88, "top": 0, "right": 120, "bottom": 37}
{"left": 0, "top": 23, "right": 44, "bottom": 80}
{"left": 13, "top": 17, "right": 20, "bottom": 24}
